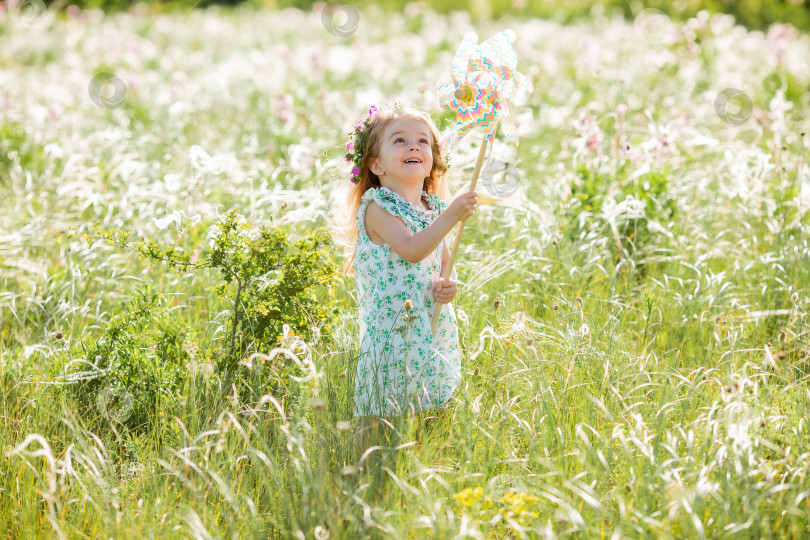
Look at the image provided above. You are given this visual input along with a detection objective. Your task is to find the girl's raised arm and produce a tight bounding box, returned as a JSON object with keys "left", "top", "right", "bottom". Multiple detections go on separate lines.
{"left": 365, "top": 191, "right": 477, "bottom": 263}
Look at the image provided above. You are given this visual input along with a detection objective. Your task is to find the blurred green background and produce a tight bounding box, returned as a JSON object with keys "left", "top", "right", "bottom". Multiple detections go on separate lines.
{"left": 43, "top": 0, "right": 810, "bottom": 32}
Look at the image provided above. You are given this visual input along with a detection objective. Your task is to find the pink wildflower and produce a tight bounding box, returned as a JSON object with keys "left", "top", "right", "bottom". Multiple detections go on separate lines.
{"left": 575, "top": 113, "right": 604, "bottom": 156}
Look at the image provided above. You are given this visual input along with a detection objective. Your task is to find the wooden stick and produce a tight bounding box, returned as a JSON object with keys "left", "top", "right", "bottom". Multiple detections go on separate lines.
{"left": 431, "top": 136, "right": 489, "bottom": 334}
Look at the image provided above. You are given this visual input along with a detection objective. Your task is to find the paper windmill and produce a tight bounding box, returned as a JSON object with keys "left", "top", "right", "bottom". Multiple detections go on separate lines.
{"left": 430, "top": 29, "right": 532, "bottom": 335}
{"left": 436, "top": 30, "right": 533, "bottom": 150}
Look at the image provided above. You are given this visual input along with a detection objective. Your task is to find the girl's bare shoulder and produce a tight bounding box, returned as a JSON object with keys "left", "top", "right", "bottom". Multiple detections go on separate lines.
{"left": 365, "top": 200, "right": 413, "bottom": 248}
{"left": 364, "top": 200, "right": 387, "bottom": 245}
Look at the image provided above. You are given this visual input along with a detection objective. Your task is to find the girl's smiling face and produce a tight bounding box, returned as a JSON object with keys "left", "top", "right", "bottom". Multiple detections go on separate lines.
{"left": 370, "top": 117, "right": 434, "bottom": 185}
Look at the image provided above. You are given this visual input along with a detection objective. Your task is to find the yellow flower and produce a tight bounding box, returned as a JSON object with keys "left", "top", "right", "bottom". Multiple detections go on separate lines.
{"left": 453, "top": 488, "right": 474, "bottom": 508}
{"left": 453, "top": 487, "right": 482, "bottom": 508}
{"left": 453, "top": 486, "right": 490, "bottom": 510}
{"left": 500, "top": 491, "right": 539, "bottom": 509}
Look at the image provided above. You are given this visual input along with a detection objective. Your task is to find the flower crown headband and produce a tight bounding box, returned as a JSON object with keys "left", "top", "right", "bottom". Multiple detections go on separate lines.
{"left": 344, "top": 103, "right": 450, "bottom": 184}
{"left": 345, "top": 105, "right": 379, "bottom": 184}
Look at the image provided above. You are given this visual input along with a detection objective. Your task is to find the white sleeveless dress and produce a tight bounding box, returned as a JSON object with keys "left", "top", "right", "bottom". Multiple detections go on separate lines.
{"left": 352, "top": 186, "right": 461, "bottom": 418}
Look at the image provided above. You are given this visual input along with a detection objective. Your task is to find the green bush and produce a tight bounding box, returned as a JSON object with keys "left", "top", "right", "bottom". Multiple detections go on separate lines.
{"left": 202, "top": 209, "right": 338, "bottom": 374}
{"left": 69, "top": 284, "right": 188, "bottom": 431}
{"left": 71, "top": 209, "right": 338, "bottom": 402}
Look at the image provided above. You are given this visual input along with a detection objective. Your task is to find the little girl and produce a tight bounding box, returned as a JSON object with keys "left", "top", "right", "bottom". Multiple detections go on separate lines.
{"left": 342, "top": 102, "right": 478, "bottom": 423}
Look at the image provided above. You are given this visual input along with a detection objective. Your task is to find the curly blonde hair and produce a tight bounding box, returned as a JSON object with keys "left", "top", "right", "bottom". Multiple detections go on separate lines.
{"left": 331, "top": 102, "right": 451, "bottom": 277}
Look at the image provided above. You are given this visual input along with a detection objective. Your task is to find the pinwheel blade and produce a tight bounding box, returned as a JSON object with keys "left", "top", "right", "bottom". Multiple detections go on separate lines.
{"left": 450, "top": 32, "right": 479, "bottom": 87}
{"left": 493, "top": 99, "right": 518, "bottom": 145}
{"left": 436, "top": 79, "right": 458, "bottom": 108}
{"left": 469, "top": 29, "right": 519, "bottom": 71}
{"left": 468, "top": 30, "right": 532, "bottom": 107}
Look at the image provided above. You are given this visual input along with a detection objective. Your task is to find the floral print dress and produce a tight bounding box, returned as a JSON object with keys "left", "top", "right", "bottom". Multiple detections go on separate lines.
{"left": 353, "top": 186, "right": 461, "bottom": 418}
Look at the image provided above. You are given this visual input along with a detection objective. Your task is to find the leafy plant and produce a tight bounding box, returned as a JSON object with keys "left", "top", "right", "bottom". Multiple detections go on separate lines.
{"left": 68, "top": 283, "right": 188, "bottom": 431}
{"left": 567, "top": 164, "right": 676, "bottom": 264}
{"left": 72, "top": 208, "right": 338, "bottom": 388}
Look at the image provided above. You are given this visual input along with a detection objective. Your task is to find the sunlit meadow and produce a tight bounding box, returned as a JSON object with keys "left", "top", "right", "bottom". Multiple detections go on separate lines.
{"left": 1, "top": 1, "right": 810, "bottom": 538}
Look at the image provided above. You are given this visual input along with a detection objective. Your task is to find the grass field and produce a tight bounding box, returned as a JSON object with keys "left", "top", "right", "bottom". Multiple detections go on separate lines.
{"left": 1, "top": 3, "right": 810, "bottom": 538}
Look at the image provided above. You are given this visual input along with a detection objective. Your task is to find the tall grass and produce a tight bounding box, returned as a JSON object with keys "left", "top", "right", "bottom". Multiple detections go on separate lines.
{"left": 1, "top": 3, "right": 809, "bottom": 538}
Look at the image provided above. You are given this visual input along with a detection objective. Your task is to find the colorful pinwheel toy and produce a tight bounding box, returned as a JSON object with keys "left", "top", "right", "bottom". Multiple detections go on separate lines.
{"left": 431, "top": 30, "right": 533, "bottom": 333}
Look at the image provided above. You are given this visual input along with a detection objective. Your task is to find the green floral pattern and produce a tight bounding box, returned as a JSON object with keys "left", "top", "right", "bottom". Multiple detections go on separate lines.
{"left": 353, "top": 186, "right": 461, "bottom": 417}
